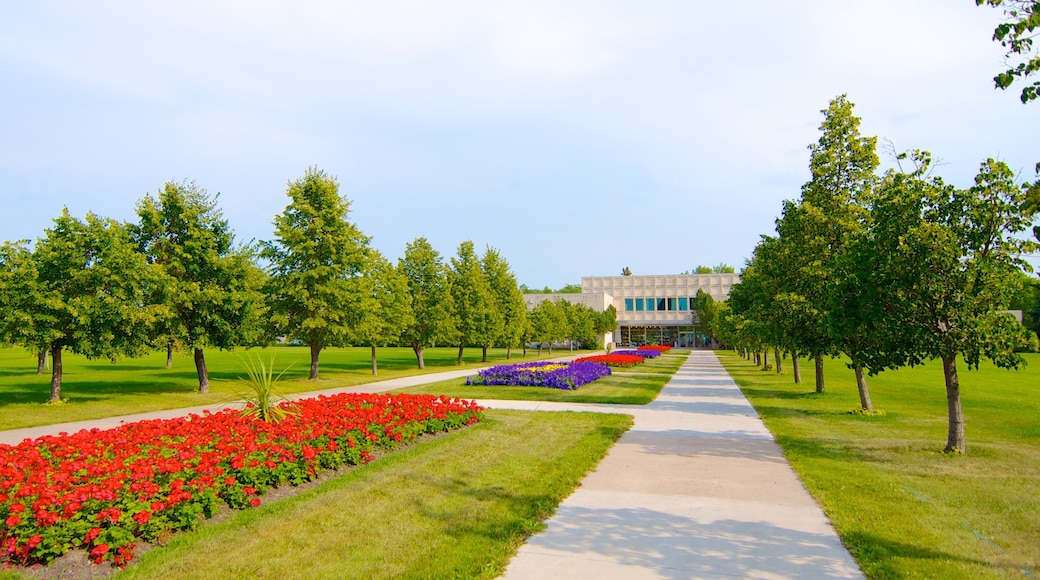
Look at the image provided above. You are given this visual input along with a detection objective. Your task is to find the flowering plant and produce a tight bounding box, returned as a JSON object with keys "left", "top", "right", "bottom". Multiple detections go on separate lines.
{"left": 0, "top": 393, "right": 482, "bottom": 569}
{"left": 466, "top": 361, "right": 611, "bottom": 390}
{"left": 613, "top": 349, "right": 661, "bottom": 359}
{"left": 638, "top": 345, "right": 672, "bottom": 353}
{"left": 573, "top": 354, "right": 645, "bottom": 368}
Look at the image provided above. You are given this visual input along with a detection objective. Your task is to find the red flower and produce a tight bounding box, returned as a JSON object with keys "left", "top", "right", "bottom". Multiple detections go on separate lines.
{"left": 4, "top": 515, "right": 20, "bottom": 527}
{"left": 248, "top": 498, "right": 261, "bottom": 508}
{"left": 132, "top": 510, "right": 151, "bottom": 525}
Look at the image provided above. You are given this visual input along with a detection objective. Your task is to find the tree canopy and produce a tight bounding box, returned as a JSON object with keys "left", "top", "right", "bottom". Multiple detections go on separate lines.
{"left": 261, "top": 167, "right": 371, "bottom": 379}
{"left": 977, "top": 0, "right": 1040, "bottom": 103}
{"left": 399, "top": 237, "right": 455, "bottom": 369}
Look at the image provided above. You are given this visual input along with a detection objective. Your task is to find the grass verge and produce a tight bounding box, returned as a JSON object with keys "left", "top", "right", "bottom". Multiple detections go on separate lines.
{"left": 89, "top": 409, "right": 631, "bottom": 579}
{"left": 0, "top": 346, "right": 580, "bottom": 430}
{"left": 391, "top": 351, "right": 687, "bottom": 404}
{"left": 717, "top": 350, "right": 1040, "bottom": 579}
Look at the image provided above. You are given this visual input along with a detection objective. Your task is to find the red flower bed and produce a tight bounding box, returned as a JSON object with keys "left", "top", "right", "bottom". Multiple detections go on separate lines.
{"left": 573, "top": 354, "right": 645, "bottom": 368}
{"left": 637, "top": 345, "right": 671, "bottom": 352}
{"left": 0, "top": 393, "right": 482, "bottom": 568}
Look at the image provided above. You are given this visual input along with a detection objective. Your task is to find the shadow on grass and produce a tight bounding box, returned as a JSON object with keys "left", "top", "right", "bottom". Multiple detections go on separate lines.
{"left": 844, "top": 531, "right": 1032, "bottom": 578}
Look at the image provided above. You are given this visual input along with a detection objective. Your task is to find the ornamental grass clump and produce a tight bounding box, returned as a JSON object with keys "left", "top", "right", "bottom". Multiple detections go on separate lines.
{"left": 236, "top": 353, "right": 296, "bottom": 423}
{"left": 466, "top": 361, "right": 611, "bottom": 390}
{"left": 0, "top": 393, "right": 482, "bottom": 569}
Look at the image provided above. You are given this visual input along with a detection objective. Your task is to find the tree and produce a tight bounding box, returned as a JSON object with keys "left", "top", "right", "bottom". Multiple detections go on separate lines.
{"left": 778, "top": 94, "right": 879, "bottom": 402}
{"left": 262, "top": 167, "right": 370, "bottom": 380}
{"left": 530, "top": 299, "right": 568, "bottom": 355}
{"left": 448, "top": 240, "right": 501, "bottom": 365}
{"left": 351, "top": 250, "right": 414, "bottom": 375}
{"left": 559, "top": 300, "right": 596, "bottom": 350}
{"left": 482, "top": 246, "right": 528, "bottom": 360}
{"left": 16, "top": 210, "right": 165, "bottom": 401}
{"left": 594, "top": 304, "right": 618, "bottom": 349}
{"left": 693, "top": 265, "right": 713, "bottom": 274}
{"left": 0, "top": 242, "right": 50, "bottom": 371}
{"left": 977, "top": 0, "right": 1040, "bottom": 103}
{"left": 400, "top": 237, "right": 455, "bottom": 369}
{"left": 713, "top": 263, "right": 735, "bottom": 273}
{"left": 132, "top": 180, "right": 266, "bottom": 393}
{"left": 692, "top": 289, "right": 718, "bottom": 345}
{"left": 841, "top": 153, "right": 1038, "bottom": 453}
{"left": 556, "top": 283, "right": 582, "bottom": 293}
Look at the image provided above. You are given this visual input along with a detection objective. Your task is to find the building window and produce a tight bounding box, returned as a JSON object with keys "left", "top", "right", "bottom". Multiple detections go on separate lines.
{"left": 657, "top": 298, "right": 666, "bottom": 311}
{"left": 667, "top": 297, "right": 676, "bottom": 311}
{"left": 635, "top": 298, "right": 644, "bottom": 311}
{"left": 644, "top": 297, "right": 654, "bottom": 311}
{"left": 625, "top": 298, "right": 634, "bottom": 312}
{"left": 678, "top": 297, "right": 688, "bottom": 311}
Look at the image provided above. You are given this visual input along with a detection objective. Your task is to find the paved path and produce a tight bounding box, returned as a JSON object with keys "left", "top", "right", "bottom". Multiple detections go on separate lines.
{"left": 494, "top": 350, "right": 863, "bottom": 579}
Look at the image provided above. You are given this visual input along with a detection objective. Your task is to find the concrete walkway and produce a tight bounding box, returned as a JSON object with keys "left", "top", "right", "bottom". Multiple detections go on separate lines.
{"left": 494, "top": 350, "right": 863, "bottom": 579}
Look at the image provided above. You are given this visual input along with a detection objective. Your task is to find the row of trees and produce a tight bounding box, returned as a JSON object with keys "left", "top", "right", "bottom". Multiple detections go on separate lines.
{"left": 0, "top": 167, "right": 615, "bottom": 403}
{"left": 709, "top": 95, "right": 1039, "bottom": 454}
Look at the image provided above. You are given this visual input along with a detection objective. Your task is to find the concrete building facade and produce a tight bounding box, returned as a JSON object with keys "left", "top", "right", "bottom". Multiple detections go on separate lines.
{"left": 524, "top": 273, "right": 740, "bottom": 348}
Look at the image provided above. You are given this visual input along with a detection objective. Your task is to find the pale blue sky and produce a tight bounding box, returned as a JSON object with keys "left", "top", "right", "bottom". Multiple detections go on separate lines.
{"left": 1, "top": 1, "right": 1037, "bottom": 288}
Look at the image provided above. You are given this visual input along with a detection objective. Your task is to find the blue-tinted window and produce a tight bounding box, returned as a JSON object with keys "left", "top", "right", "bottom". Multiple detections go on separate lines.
{"left": 667, "top": 298, "right": 676, "bottom": 311}
{"left": 635, "top": 298, "right": 644, "bottom": 311}
{"left": 625, "top": 298, "right": 634, "bottom": 312}
{"left": 657, "top": 298, "right": 666, "bottom": 311}
{"left": 645, "top": 298, "right": 655, "bottom": 311}
{"left": 678, "top": 297, "right": 689, "bottom": 311}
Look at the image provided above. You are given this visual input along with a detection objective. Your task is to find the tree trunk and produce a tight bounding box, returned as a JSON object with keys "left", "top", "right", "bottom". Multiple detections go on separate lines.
{"left": 456, "top": 343, "right": 464, "bottom": 365}
{"left": 773, "top": 348, "right": 782, "bottom": 374}
{"left": 814, "top": 355, "right": 825, "bottom": 393}
{"left": 413, "top": 345, "right": 426, "bottom": 369}
{"left": 194, "top": 348, "right": 210, "bottom": 393}
{"left": 507, "top": 346, "right": 512, "bottom": 360}
{"left": 166, "top": 342, "right": 173, "bottom": 368}
{"left": 792, "top": 352, "right": 802, "bottom": 384}
{"left": 537, "top": 343, "right": 542, "bottom": 356}
{"left": 309, "top": 342, "right": 321, "bottom": 379}
{"left": 371, "top": 344, "right": 378, "bottom": 376}
{"left": 761, "top": 350, "right": 769, "bottom": 370}
{"left": 49, "top": 345, "right": 62, "bottom": 402}
{"left": 854, "top": 364, "right": 873, "bottom": 412}
{"left": 942, "top": 355, "right": 965, "bottom": 453}
{"left": 37, "top": 348, "right": 47, "bottom": 374}
{"left": 481, "top": 345, "right": 488, "bottom": 363}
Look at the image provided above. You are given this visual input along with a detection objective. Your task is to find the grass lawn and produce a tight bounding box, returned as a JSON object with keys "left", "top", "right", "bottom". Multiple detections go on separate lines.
{"left": 18, "top": 410, "right": 629, "bottom": 580}
{"left": 391, "top": 351, "right": 687, "bottom": 404}
{"left": 717, "top": 350, "right": 1040, "bottom": 579}
{"left": 0, "top": 346, "right": 583, "bottom": 430}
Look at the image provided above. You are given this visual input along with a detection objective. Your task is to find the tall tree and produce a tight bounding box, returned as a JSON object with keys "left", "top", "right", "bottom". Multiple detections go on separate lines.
{"left": 15, "top": 210, "right": 165, "bottom": 401}
{"left": 530, "top": 299, "right": 568, "bottom": 355}
{"left": 778, "top": 94, "right": 879, "bottom": 402}
{"left": 594, "top": 304, "right": 618, "bottom": 349}
{"left": 262, "top": 167, "right": 370, "bottom": 380}
{"left": 482, "top": 246, "right": 527, "bottom": 360}
{"left": 351, "top": 250, "right": 414, "bottom": 375}
{"left": 840, "top": 153, "right": 1038, "bottom": 453}
{"left": 399, "top": 237, "right": 455, "bottom": 369}
{"left": 977, "top": 0, "right": 1040, "bottom": 103}
{"left": 0, "top": 242, "right": 50, "bottom": 369}
{"left": 449, "top": 241, "right": 501, "bottom": 364}
{"left": 132, "top": 180, "right": 266, "bottom": 393}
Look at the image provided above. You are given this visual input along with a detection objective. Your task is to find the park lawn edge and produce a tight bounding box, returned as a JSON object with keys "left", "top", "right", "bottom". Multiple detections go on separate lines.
{"left": 77, "top": 409, "right": 633, "bottom": 579}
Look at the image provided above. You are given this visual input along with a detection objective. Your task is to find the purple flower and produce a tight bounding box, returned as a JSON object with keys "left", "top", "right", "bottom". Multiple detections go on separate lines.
{"left": 467, "top": 361, "right": 611, "bottom": 390}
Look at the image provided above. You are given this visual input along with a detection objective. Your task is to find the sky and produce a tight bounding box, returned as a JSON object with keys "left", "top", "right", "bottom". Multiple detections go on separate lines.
{"left": 1, "top": 1, "right": 1038, "bottom": 289}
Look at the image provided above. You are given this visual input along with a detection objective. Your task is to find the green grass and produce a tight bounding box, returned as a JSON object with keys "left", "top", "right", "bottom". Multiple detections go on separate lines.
{"left": 80, "top": 410, "right": 630, "bottom": 579}
{"left": 392, "top": 352, "right": 687, "bottom": 404}
{"left": 0, "top": 346, "right": 583, "bottom": 430}
{"left": 717, "top": 350, "right": 1040, "bottom": 579}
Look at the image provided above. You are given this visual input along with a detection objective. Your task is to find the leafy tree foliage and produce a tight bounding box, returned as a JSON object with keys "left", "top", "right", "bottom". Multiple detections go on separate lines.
{"left": 449, "top": 240, "right": 501, "bottom": 364}
{"left": 132, "top": 180, "right": 266, "bottom": 393}
{"left": 351, "top": 250, "right": 415, "bottom": 375}
{"left": 262, "top": 167, "right": 370, "bottom": 380}
{"left": 977, "top": 0, "right": 1040, "bottom": 102}
{"left": 13, "top": 210, "right": 165, "bottom": 400}
{"left": 530, "top": 299, "right": 568, "bottom": 355}
{"left": 838, "top": 153, "right": 1039, "bottom": 453}
{"left": 482, "top": 247, "right": 528, "bottom": 360}
{"left": 399, "top": 237, "right": 455, "bottom": 369}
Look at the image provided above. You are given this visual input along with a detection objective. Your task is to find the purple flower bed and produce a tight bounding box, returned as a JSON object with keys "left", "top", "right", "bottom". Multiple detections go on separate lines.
{"left": 612, "top": 349, "right": 661, "bottom": 359}
{"left": 466, "top": 361, "right": 612, "bottom": 390}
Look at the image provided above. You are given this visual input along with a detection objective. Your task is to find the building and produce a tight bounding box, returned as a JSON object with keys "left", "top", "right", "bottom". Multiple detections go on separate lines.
{"left": 524, "top": 273, "right": 740, "bottom": 348}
